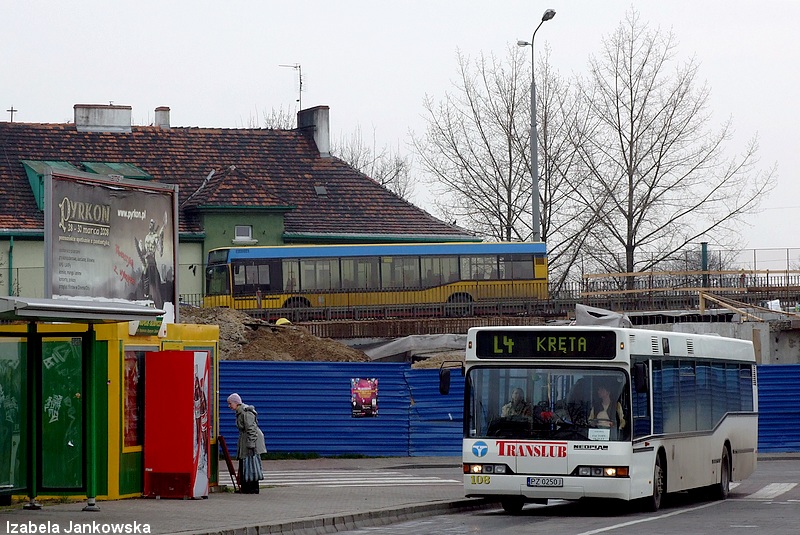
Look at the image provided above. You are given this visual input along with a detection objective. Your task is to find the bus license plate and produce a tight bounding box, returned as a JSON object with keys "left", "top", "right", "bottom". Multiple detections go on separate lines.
{"left": 527, "top": 477, "right": 563, "bottom": 487}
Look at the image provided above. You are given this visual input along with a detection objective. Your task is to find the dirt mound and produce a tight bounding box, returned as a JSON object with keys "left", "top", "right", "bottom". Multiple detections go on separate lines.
{"left": 179, "top": 306, "right": 369, "bottom": 362}
{"left": 410, "top": 351, "right": 466, "bottom": 369}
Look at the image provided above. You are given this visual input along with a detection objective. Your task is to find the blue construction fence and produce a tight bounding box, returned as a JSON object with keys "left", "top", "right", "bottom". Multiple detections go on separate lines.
{"left": 218, "top": 362, "right": 800, "bottom": 457}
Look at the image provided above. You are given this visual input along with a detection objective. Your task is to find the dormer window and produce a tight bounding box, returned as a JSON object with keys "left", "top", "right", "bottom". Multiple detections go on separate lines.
{"left": 233, "top": 225, "right": 257, "bottom": 245}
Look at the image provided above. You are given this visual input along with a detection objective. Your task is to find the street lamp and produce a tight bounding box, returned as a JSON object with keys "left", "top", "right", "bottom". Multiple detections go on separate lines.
{"left": 518, "top": 8, "right": 555, "bottom": 243}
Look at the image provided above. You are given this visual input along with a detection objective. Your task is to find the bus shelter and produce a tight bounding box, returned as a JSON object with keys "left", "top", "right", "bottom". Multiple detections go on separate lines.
{"left": 0, "top": 296, "right": 219, "bottom": 510}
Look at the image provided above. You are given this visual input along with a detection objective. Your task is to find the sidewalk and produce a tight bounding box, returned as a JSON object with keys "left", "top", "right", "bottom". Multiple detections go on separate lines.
{"left": 1, "top": 457, "right": 493, "bottom": 535}
{"left": 4, "top": 453, "right": 794, "bottom": 535}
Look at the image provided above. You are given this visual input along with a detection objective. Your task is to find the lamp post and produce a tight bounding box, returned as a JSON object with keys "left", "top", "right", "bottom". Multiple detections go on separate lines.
{"left": 518, "top": 8, "right": 555, "bottom": 243}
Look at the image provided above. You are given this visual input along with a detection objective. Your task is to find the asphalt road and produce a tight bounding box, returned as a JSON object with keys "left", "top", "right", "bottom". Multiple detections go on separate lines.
{"left": 336, "top": 458, "right": 800, "bottom": 535}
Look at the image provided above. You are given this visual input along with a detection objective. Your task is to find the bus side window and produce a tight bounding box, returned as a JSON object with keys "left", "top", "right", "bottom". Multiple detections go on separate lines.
{"left": 258, "top": 263, "right": 270, "bottom": 291}
{"left": 283, "top": 259, "right": 299, "bottom": 292}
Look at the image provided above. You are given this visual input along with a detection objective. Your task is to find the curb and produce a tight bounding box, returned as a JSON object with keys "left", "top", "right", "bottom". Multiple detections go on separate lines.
{"left": 182, "top": 498, "right": 498, "bottom": 535}
{"left": 759, "top": 454, "right": 800, "bottom": 461}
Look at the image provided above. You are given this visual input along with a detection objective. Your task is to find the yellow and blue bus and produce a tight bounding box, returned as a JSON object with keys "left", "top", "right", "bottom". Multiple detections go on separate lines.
{"left": 203, "top": 242, "right": 547, "bottom": 317}
{"left": 441, "top": 325, "right": 758, "bottom": 513}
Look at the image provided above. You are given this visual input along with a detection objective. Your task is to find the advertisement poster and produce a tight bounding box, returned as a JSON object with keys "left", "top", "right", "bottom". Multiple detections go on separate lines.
{"left": 351, "top": 378, "right": 378, "bottom": 418}
{"left": 45, "top": 171, "right": 178, "bottom": 318}
{"left": 123, "top": 349, "right": 148, "bottom": 448}
{"left": 193, "top": 351, "right": 210, "bottom": 497}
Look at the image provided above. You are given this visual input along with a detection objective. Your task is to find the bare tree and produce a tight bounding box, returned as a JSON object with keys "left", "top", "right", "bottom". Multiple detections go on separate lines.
{"left": 532, "top": 47, "right": 599, "bottom": 290}
{"left": 573, "top": 9, "right": 776, "bottom": 278}
{"left": 261, "top": 105, "right": 296, "bottom": 129}
{"left": 331, "top": 126, "right": 415, "bottom": 200}
{"left": 411, "top": 46, "right": 589, "bottom": 291}
{"left": 412, "top": 47, "right": 532, "bottom": 242}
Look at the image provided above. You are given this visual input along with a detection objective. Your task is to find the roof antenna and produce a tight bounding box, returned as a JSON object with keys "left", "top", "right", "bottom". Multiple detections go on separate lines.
{"left": 279, "top": 63, "right": 303, "bottom": 111}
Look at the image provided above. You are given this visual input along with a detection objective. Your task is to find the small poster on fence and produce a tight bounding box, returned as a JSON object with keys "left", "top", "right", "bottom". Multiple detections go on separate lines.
{"left": 351, "top": 378, "right": 378, "bottom": 418}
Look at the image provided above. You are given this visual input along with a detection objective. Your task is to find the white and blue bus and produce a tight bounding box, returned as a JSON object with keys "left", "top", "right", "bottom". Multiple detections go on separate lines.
{"left": 440, "top": 326, "right": 758, "bottom": 512}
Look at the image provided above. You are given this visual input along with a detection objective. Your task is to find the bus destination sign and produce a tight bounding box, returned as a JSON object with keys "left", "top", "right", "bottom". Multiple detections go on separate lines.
{"left": 474, "top": 330, "right": 618, "bottom": 360}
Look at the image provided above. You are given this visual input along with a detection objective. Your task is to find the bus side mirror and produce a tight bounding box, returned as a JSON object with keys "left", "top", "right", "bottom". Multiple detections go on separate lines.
{"left": 633, "top": 362, "right": 649, "bottom": 394}
{"left": 439, "top": 368, "right": 451, "bottom": 395}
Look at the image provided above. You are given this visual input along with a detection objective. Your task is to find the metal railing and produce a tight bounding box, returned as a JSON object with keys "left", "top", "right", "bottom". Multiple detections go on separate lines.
{"left": 5, "top": 262, "right": 800, "bottom": 321}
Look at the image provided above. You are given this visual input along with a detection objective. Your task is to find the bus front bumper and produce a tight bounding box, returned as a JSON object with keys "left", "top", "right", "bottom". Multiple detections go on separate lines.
{"left": 465, "top": 474, "right": 632, "bottom": 501}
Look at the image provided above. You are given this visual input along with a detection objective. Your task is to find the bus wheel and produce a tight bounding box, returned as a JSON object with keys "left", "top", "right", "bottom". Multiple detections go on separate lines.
{"left": 284, "top": 297, "right": 311, "bottom": 308}
{"left": 644, "top": 454, "right": 665, "bottom": 512}
{"left": 445, "top": 293, "right": 473, "bottom": 317}
{"left": 500, "top": 497, "right": 525, "bottom": 514}
{"left": 713, "top": 447, "right": 731, "bottom": 500}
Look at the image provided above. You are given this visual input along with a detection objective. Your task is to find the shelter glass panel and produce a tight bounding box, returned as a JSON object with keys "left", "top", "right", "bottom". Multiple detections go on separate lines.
{"left": 0, "top": 337, "right": 26, "bottom": 490}
{"left": 41, "top": 337, "right": 83, "bottom": 489}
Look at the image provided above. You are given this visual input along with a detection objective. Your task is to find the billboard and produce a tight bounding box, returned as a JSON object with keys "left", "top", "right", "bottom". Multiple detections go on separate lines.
{"left": 44, "top": 169, "right": 179, "bottom": 323}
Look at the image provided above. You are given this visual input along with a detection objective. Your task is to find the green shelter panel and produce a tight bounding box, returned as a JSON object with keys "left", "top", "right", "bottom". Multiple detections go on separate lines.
{"left": 41, "top": 337, "right": 83, "bottom": 489}
{"left": 0, "top": 338, "right": 26, "bottom": 491}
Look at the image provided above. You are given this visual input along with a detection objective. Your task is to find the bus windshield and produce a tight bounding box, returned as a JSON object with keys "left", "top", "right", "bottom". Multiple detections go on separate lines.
{"left": 467, "top": 367, "right": 630, "bottom": 442}
{"left": 205, "top": 264, "right": 230, "bottom": 296}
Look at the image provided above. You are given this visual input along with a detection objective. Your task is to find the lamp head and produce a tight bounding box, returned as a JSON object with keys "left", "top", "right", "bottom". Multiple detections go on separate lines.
{"left": 517, "top": 40, "right": 531, "bottom": 47}
{"left": 542, "top": 9, "right": 556, "bottom": 22}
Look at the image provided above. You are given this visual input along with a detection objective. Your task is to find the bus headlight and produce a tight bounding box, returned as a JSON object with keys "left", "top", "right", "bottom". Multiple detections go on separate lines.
{"left": 464, "top": 463, "right": 510, "bottom": 474}
{"left": 574, "top": 466, "right": 629, "bottom": 477}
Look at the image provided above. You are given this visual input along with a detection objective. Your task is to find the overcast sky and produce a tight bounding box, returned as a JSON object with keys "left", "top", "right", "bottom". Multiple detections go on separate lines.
{"left": 3, "top": 1, "right": 798, "bottom": 259}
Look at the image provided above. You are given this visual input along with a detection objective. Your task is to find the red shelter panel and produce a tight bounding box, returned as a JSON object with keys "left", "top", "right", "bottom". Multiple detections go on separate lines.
{"left": 143, "top": 350, "right": 210, "bottom": 499}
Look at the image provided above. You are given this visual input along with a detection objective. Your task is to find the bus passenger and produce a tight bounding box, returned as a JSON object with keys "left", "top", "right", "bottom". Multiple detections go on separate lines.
{"left": 589, "top": 382, "right": 626, "bottom": 432}
{"left": 502, "top": 387, "right": 532, "bottom": 418}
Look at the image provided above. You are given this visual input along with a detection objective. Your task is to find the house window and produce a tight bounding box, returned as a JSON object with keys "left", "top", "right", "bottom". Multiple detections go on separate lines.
{"left": 233, "top": 225, "right": 253, "bottom": 241}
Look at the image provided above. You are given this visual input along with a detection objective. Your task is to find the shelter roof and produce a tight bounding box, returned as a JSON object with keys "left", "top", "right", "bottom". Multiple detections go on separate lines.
{"left": 0, "top": 296, "right": 164, "bottom": 323}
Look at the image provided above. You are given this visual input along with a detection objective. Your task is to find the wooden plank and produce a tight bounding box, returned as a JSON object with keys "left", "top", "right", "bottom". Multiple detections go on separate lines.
{"left": 218, "top": 435, "right": 239, "bottom": 492}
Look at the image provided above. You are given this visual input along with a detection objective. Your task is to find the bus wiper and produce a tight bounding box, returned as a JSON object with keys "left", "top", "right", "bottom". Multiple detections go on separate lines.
{"left": 545, "top": 413, "right": 592, "bottom": 440}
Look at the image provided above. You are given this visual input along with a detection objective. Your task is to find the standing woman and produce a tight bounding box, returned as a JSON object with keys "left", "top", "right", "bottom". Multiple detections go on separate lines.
{"left": 227, "top": 393, "right": 267, "bottom": 494}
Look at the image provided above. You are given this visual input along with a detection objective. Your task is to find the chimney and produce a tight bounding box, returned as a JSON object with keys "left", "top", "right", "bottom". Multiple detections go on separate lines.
{"left": 74, "top": 104, "right": 132, "bottom": 133}
{"left": 154, "top": 106, "right": 171, "bottom": 130}
{"left": 297, "top": 105, "right": 330, "bottom": 157}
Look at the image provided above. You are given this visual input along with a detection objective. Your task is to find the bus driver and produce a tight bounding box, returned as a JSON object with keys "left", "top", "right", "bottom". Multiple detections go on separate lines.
{"left": 589, "top": 381, "right": 626, "bottom": 432}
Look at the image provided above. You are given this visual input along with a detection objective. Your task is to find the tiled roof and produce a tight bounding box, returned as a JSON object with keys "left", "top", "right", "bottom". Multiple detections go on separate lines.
{"left": 0, "top": 122, "right": 473, "bottom": 240}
